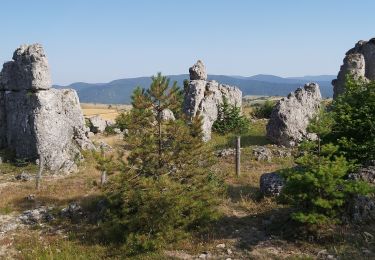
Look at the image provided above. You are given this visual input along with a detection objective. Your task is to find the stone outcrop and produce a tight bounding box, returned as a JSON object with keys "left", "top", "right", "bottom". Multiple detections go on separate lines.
{"left": 332, "top": 38, "right": 375, "bottom": 98}
{"left": 183, "top": 60, "right": 242, "bottom": 141}
{"left": 0, "top": 44, "right": 94, "bottom": 172}
{"left": 266, "top": 83, "right": 322, "bottom": 147}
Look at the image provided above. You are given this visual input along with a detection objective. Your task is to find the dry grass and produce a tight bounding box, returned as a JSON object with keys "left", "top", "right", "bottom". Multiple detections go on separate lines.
{"left": 81, "top": 103, "right": 131, "bottom": 121}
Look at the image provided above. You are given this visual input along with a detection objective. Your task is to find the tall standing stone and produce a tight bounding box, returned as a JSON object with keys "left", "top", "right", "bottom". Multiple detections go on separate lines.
{"left": 183, "top": 60, "right": 242, "bottom": 141}
{"left": 0, "top": 44, "right": 94, "bottom": 172}
{"left": 333, "top": 38, "right": 375, "bottom": 98}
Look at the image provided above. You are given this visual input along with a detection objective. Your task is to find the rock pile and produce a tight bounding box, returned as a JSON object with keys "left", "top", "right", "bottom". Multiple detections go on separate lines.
{"left": 266, "top": 83, "right": 322, "bottom": 147}
{"left": 183, "top": 60, "right": 242, "bottom": 141}
{"left": 19, "top": 206, "right": 54, "bottom": 225}
{"left": 0, "top": 44, "right": 94, "bottom": 172}
{"left": 332, "top": 38, "right": 375, "bottom": 98}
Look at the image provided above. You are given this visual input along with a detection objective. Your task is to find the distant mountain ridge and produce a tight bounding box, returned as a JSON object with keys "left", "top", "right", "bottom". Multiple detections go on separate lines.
{"left": 54, "top": 74, "right": 335, "bottom": 104}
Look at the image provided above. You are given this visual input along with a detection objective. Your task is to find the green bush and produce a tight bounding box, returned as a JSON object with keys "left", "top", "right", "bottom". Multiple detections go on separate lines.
{"left": 281, "top": 109, "right": 372, "bottom": 225}
{"left": 251, "top": 100, "right": 276, "bottom": 119}
{"left": 212, "top": 98, "right": 249, "bottom": 135}
{"left": 100, "top": 73, "right": 224, "bottom": 255}
{"left": 281, "top": 143, "right": 371, "bottom": 225}
{"left": 114, "top": 112, "right": 129, "bottom": 132}
{"left": 329, "top": 77, "right": 375, "bottom": 164}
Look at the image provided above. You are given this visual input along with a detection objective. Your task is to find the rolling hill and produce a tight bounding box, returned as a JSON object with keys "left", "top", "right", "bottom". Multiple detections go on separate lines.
{"left": 54, "top": 74, "right": 335, "bottom": 104}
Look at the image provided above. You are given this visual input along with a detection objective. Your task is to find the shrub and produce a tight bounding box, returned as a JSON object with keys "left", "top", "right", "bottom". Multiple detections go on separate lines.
{"left": 114, "top": 112, "right": 129, "bottom": 132}
{"left": 100, "top": 73, "right": 224, "bottom": 255}
{"left": 281, "top": 110, "right": 372, "bottom": 225}
{"left": 251, "top": 100, "right": 276, "bottom": 119}
{"left": 329, "top": 77, "right": 375, "bottom": 164}
{"left": 212, "top": 98, "right": 249, "bottom": 135}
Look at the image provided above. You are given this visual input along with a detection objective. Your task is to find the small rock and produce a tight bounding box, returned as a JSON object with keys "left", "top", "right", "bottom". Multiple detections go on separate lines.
{"left": 253, "top": 146, "right": 272, "bottom": 162}
{"left": 87, "top": 131, "right": 95, "bottom": 138}
{"left": 216, "top": 148, "right": 235, "bottom": 157}
{"left": 113, "top": 128, "right": 122, "bottom": 134}
{"left": 273, "top": 149, "right": 292, "bottom": 158}
{"left": 61, "top": 202, "right": 83, "bottom": 219}
{"left": 227, "top": 249, "right": 232, "bottom": 255}
{"left": 260, "top": 172, "right": 284, "bottom": 196}
{"left": 88, "top": 115, "right": 107, "bottom": 133}
{"left": 19, "top": 207, "right": 54, "bottom": 225}
{"left": 26, "top": 194, "right": 35, "bottom": 201}
{"left": 98, "top": 141, "right": 112, "bottom": 151}
{"left": 15, "top": 172, "right": 31, "bottom": 181}
{"left": 158, "top": 109, "right": 175, "bottom": 121}
{"left": 216, "top": 243, "right": 225, "bottom": 248}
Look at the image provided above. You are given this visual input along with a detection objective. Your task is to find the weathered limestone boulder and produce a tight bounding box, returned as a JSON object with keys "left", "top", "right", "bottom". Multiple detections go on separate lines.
{"left": 333, "top": 38, "right": 375, "bottom": 98}
{"left": 0, "top": 44, "right": 51, "bottom": 91}
{"left": 266, "top": 83, "right": 322, "bottom": 147}
{"left": 0, "top": 44, "right": 94, "bottom": 172}
{"left": 88, "top": 115, "right": 107, "bottom": 133}
{"left": 183, "top": 60, "right": 242, "bottom": 141}
{"left": 189, "top": 60, "right": 207, "bottom": 80}
{"left": 259, "top": 172, "right": 284, "bottom": 196}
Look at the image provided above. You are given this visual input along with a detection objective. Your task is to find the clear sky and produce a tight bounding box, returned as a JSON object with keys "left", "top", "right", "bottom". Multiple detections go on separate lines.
{"left": 1, "top": 0, "right": 374, "bottom": 85}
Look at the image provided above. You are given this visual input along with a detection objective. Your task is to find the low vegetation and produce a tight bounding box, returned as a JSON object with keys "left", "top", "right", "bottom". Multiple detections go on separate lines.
{"left": 250, "top": 99, "right": 276, "bottom": 119}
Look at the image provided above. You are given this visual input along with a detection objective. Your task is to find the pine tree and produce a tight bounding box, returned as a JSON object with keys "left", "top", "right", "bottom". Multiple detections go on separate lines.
{"left": 281, "top": 109, "right": 372, "bottom": 225}
{"left": 328, "top": 76, "right": 375, "bottom": 164}
{"left": 101, "top": 73, "right": 223, "bottom": 254}
{"left": 212, "top": 97, "right": 249, "bottom": 135}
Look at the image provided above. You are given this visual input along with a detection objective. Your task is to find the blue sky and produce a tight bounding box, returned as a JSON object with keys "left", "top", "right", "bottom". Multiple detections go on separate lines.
{"left": 1, "top": 0, "right": 374, "bottom": 85}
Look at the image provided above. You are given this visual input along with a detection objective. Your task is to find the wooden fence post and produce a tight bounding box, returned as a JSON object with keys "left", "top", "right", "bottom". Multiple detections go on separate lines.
{"left": 36, "top": 154, "right": 44, "bottom": 190}
{"left": 236, "top": 136, "right": 241, "bottom": 177}
{"left": 101, "top": 171, "right": 107, "bottom": 185}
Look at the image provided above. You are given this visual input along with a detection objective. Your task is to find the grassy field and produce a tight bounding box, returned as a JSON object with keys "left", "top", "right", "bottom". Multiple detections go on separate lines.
{"left": 81, "top": 103, "right": 130, "bottom": 121}
{"left": 0, "top": 106, "right": 374, "bottom": 259}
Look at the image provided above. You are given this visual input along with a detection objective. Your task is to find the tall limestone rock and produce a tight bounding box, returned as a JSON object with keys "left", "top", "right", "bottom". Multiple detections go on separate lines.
{"left": 266, "top": 83, "right": 322, "bottom": 147}
{"left": 183, "top": 60, "right": 242, "bottom": 141}
{"left": 0, "top": 44, "right": 94, "bottom": 172}
{"left": 332, "top": 38, "right": 375, "bottom": 98}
